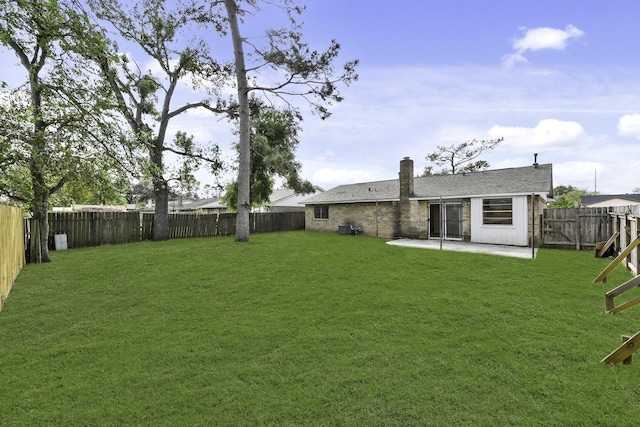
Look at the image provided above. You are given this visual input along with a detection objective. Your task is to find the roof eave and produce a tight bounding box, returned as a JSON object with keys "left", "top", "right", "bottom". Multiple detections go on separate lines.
{"left": 304, "top": 197, "right": 398, "bottom": 205}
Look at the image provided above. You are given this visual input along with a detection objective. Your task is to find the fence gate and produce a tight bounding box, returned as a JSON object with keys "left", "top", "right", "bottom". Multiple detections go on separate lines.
{"left": 542, "top": 207, "right": 611, "bottom": 250}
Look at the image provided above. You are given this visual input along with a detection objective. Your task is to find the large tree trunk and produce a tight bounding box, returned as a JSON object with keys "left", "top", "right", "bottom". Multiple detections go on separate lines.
{"left": 151, "top": 155, "right": 170, "bottom": 241}
{"left": 224, "top": 0, "right": 251, "bottom": 242}
{"left": 150, "top": 139, "right": 170, "bottom": 241}
{"left": 34, "top": 198, "right": 51, "bottom": 263}
{"left": 152, "top": 177, "right": 170, "bottom": 241}
{"left": 27, "top": 56, "right": 52, "bottom": 262}
{"left": 31, "top": 175, "right": 52, "bottom": 263}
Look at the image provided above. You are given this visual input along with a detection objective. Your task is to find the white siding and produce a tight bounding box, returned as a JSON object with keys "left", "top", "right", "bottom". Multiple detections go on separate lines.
{"left": 585, "top": 199, "right": 640, "bottom": 208}
{"left": 471, "top": 196, "right": 528, "bottom": 246}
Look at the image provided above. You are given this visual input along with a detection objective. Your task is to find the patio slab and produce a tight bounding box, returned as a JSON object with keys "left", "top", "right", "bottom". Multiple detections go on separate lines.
{"left": 386, "top": 239, "right": 538, "bottom": 259}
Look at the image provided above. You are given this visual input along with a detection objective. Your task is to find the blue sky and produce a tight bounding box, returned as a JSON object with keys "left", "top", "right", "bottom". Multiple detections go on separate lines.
{"left": 283, "top": 0, "right": 640, "bottom": 194}
{"left": 3, "top": 0, "right": 640, "bottom": 195}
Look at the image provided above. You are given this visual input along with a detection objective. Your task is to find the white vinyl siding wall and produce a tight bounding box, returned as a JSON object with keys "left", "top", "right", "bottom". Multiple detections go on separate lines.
{"left": 470, "top": 196, "right": 528, "bottom": 246}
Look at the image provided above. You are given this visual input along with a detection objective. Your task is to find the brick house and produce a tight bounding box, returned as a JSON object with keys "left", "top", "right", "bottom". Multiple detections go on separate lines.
{"left": 303, "top": 157, "right": 553, "bottom": 246}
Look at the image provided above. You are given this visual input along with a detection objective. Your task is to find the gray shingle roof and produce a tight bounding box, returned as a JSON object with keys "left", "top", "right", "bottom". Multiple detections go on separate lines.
{"left": 581, "top": 194, "right": 640, "bottom": 205}
{"left": 304, "top": 163, "right": 553, "bottom": 204}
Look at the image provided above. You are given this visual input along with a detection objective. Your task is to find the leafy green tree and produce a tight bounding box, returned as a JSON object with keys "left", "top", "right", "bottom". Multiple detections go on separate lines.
{"left": 553, "top": 185, "right": 579, "bottom": 197}
{"left": 222, "top": 100, "right": 314, "bottom": 210}
{"left": 547, "top": 185, "right": 597, "bottom": 208}
{"left": 424, "top": 138, "right": 503, "bottom": 175}
{"left": 49, "top": 168, "right": 128, "bottom": 207}
{"left": 221, "top": 0, "right": 358, "bottom": 241}
{"left": 85, "top": 0, "right": 228, "bottom": 240}
{"left": 0, "top": 0, "right": 129, "bottom": 262}
{"left": 125, "top": 180, "right": 155, "bottom": 205}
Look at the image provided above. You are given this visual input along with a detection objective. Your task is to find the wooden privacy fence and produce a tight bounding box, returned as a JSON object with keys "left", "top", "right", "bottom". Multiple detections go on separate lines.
{"left": 0, "top": 204, "right": 25, "bottom": 311}
{"left": 48, "top": 211, "right": 141, "bottom": 249}
{"left": 542, "top": 207, "right": 613, "bottom": 250}
{"left": 41, "top": 211, "right": 305, "bottom": 251}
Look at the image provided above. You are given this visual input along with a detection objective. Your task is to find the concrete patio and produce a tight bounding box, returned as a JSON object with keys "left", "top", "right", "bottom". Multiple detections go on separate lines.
{"left": 386, "top": 238, "right": 538, "bottom": 259}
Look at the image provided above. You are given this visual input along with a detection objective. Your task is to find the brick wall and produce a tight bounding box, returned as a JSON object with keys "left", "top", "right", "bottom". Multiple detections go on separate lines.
{"left": 462, "top": 199, "right": 472, "bottom": 241}
{"left": 529, "top": 194, "right": 545, "bottom": 246}
{"left": 305, "top": 201, "right": 398, "bottom": 238}
{"left": 399, "top": 200, "right": 429, "bottom": 239}
{"left": 305, "top": 200, "right": 436, "bottom": 239}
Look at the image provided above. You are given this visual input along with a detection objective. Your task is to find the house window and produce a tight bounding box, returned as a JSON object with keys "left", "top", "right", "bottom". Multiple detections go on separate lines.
{"left": 314, "top": 205, "right": 329, "bottom": 219}
{"left": 483, "top": 198, "right": 513, "bottom": 225}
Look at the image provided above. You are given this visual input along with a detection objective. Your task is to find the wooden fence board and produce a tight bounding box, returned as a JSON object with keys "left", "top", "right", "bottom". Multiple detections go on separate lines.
{"left": 34, "top": 211, "right": 304, "bottom": 252}
{"left": 217, "top": 213, "right": 236, "bottom": 236}
{"left": 0, "top": 204, "right": 25, "bottom": 311}
{"left": 48, "top": 212, "right": 142, "bottom": 249}
{"left": 542, "top": 207, "right": 613, "bottom": 250}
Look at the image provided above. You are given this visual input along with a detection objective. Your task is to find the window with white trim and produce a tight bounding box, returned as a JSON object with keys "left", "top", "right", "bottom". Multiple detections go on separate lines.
{"left": 313, "top": 205, "right": 329, "bottom": 219}
{"left": 482, "top": 198, "right": 513, "bottom": 225}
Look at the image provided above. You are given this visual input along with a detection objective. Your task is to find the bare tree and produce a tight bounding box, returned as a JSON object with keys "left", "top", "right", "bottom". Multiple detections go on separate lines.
{"left": 424, "top": 138, "right": 503, "bottom": 175}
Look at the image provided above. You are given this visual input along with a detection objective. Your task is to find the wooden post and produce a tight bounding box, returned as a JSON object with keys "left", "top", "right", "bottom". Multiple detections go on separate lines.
{"left": 622, "top": 335, "right": 633, "bottom": 365}
{"left": 602, "top": 330, "right": 640, "bottom": 365}
{"left": 531, "top": 193, "right": 535, "bottom": 259}
{"left": 575, "top": 213, "right": 581, "bottom": 251}
{"left": 605, "top": 295, "right": 615, "bottom": 312}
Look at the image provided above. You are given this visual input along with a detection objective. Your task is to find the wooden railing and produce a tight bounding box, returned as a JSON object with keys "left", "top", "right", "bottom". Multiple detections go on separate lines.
{"left": 590, "top": 208, "right": 640, "bottom": 365}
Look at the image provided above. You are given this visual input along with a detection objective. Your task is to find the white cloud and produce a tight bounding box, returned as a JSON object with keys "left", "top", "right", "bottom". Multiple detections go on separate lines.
{"left": 553, "top": 161, "right": 602, "bottom": 191}
{"left": 488, "top": 119, "right": 590, "bottom": 152}
{"left": 513, "top": 25, "right": 585, "bottom": 52}
{"left": 502, "top": 25, "right": 585, "bottom": 68}
{"left": 315, "top": 150, "right": 336, "bottom": 161}
{"left": 617, "top": 114, "right": 640, "bottom": 139}
{"left": 312, "top": 168, "right": 380, "bottom": 188}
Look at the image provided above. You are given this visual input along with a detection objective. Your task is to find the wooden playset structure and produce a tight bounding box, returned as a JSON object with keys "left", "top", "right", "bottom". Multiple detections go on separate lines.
{"left": 592, "top": 207, "right": 640, "bottom": 365}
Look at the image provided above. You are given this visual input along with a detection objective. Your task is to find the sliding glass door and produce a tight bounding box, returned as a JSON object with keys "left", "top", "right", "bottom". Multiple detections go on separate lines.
{"left": 429, "top": 202, "right": 463, "bottom": 240}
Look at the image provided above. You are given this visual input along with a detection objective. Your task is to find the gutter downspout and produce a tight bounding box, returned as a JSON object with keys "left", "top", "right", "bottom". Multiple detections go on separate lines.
{"left": 531, "top": 193, "right": 535, "bottom": 259}
{"left": 440, "top": 196, "right": 443, "bottom": 251}
{"left": 375, "top": 198, "right": 379, "bottom": 237}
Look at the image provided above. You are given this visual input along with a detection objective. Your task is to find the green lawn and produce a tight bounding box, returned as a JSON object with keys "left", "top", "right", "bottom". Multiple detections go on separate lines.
{"left": 1, "top": 231, "right": 639, "bottom": 425}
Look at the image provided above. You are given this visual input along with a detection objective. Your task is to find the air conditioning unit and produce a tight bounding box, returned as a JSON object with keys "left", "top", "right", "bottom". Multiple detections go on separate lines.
{"left": 338, "top": 224, "right": 352, "bottom": 235}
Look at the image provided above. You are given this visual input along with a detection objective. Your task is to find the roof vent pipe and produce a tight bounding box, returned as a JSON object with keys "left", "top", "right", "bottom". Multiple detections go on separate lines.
{"left": 533, "top": 153, "right": 539, "bottom": 168}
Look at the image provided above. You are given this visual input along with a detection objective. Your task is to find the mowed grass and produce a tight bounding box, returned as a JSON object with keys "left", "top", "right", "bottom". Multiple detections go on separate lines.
{"left": 1, "top": 231, "right": 639, "bottom": 425}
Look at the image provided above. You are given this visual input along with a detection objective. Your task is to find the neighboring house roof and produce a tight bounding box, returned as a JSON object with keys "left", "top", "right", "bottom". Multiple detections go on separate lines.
{"left": 267, "top": 186, "right": 324, "bottom": 208}
{"left": 179, "top": 197, "right": 220, "bottom": 211}
{"left": 581, "top": 194, "right": 640, "bottom": 206}
{"left": 304, "top": 163, "right": 553, "bottom": 205}
{"left": 200, "top": 200, "right": 227, "bottom": 209}
{"left": 178, "top": 187, "right": 324, "bottom": 211}
{"left": 52, "top": 204, "right": 128, "bottom": 212}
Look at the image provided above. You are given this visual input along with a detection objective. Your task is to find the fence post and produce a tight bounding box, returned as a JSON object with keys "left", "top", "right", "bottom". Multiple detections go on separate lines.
{"left": 575, "top": 213, "right": 581, "bottom": 251}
